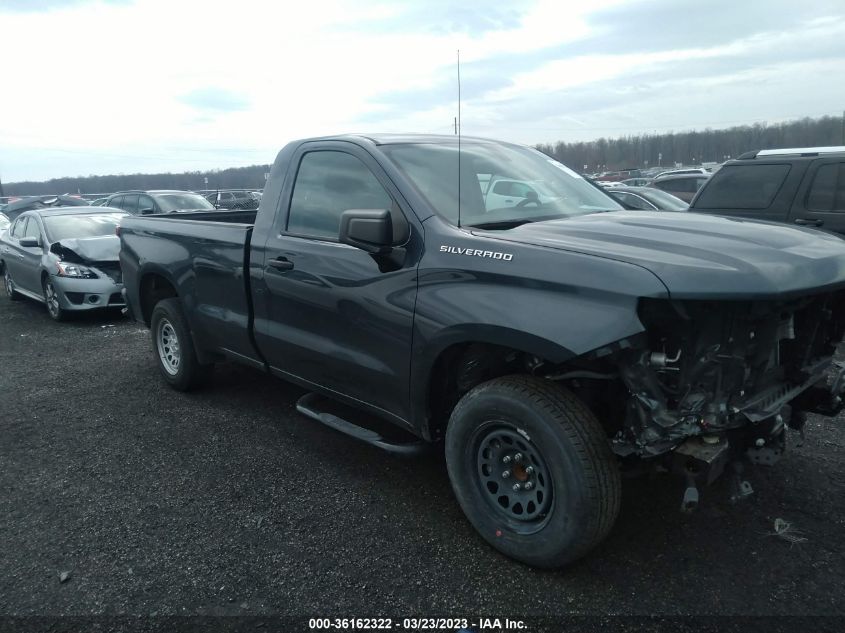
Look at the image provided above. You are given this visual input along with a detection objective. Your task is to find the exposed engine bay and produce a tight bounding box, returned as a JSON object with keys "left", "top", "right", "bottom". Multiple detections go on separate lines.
{"left": 618, "top": 293, "right": 845, "bottom": 453}
{"left": 544, "top": 290, "right": 845, "bottom": 506}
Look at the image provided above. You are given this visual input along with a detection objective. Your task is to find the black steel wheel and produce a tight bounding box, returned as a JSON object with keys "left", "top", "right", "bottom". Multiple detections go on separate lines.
{"left": 473, "top": 423, "right": 553, "bottom": 531}
{"left": 445, "top": 375, "right": 621, "bottom": 568}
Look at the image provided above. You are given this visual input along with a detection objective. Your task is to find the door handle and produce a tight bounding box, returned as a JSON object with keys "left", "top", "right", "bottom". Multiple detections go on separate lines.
{"left": 268, "top": 257, "right": 294, "bottom": 271}
{"left": 794, "top": 218, "right": 823, "bottom": 227}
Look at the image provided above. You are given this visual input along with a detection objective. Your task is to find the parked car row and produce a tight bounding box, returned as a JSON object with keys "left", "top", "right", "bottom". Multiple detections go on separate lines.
{"left": 202, "top": 189, "right": 261, "bottom": 210}
{"left": 104, "top": 190, "right": 216, "bottom": 214}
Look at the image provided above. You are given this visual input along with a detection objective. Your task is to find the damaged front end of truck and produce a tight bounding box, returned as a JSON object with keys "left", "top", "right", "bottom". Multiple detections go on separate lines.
{"left": 560, "top": 290, "right": 845, "bottom": 509}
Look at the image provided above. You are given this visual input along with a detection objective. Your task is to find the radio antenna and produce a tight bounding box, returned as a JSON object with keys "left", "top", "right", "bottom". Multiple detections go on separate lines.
{"left": 456, "top": 48, "right": 462, "bottom": 228}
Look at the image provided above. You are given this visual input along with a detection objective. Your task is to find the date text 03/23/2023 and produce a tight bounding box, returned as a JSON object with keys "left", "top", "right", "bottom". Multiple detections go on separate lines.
{"left": 308, "top": 617, "right": 527, "bottom": 631}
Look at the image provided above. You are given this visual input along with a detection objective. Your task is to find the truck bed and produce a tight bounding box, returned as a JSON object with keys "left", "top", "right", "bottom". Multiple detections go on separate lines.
{"left": 119, "top": 210, "right": 259, "bottom": 365}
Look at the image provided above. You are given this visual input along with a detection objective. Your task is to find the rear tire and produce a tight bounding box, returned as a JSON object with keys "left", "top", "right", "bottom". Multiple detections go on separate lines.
{"left": 445, "top": 374, "right": 621, "bottom": 568}
{"left": 150, "top": 298, "right": 213, "bottom": 391}
{"left": 3, "top": 266, "right": 20, "bottom": 301}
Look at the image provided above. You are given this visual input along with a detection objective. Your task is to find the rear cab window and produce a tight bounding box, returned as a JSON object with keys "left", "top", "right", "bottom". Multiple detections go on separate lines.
{"left": 694, "top": 163, "right": 791, "bottom": 209}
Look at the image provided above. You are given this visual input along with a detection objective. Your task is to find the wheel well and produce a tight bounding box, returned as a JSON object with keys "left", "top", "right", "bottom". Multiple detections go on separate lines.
{"left": 139, "top": 273, "right": 178, "bottom": 326}
{"left": 426, "top": 342, "right": 542, "bottom": 441}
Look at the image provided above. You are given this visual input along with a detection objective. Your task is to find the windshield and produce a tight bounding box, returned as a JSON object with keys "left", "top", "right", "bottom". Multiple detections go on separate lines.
{"left": 156, "top": 193, "right": 215, "bottom": 212}
{"left": 43, "top": 213, "right": 126, "bottom": 242}
{"left": 642, "top": 188, "right": 689, "bottom": 211}
{"left": 382, "top": 142, "right": 623, "bottom": 228}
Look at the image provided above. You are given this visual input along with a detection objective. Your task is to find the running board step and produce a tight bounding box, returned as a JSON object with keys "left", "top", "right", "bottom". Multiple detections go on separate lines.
{"left": 295, "top": 393, "right": 428, "bottom": 456}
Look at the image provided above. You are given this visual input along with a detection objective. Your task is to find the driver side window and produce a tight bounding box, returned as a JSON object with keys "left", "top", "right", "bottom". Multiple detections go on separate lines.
{"left": 11, "top": 216, "right": 28, "bottom": 238}
{"left": 24, "top": 217, "right": 41, "bottom": 240}
{"left": 287, "top": 150, "right": 394, "bottom": 240}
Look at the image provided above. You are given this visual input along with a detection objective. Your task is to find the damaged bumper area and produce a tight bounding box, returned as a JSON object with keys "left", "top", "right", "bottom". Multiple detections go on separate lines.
{"left": 49, "top": 240, "right": 124, "bottom": 311}
{"left": 50, "top": 271, "right": 125, "bottom": 310}
{"left": 605, "top": 292, "right": 845, "bottom": 480}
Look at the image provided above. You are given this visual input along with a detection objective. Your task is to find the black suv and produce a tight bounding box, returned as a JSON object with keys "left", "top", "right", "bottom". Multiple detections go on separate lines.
{"left": 105, "top": 190, "right": 216, "bottom": 215}
{"left": 690, "top": 147, "right": 845, "bottom": 235}
{"left": 204, "top": 190, "right": 259, "bottom": 210}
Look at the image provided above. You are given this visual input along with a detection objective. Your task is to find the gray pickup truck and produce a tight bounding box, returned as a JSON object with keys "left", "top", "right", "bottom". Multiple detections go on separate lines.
{"left": 118, "top": 134, "right": 845, "bottom": 567}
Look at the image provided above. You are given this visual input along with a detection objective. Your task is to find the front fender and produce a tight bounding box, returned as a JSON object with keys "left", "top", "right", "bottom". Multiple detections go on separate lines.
{"left": 408, "top": 253, "right": 668, "bottom": 436}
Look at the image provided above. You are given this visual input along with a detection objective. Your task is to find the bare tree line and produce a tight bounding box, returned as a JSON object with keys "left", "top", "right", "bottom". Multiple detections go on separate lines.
{"left": 4, "top": 164, "right": 271, "bottom": 197}
{"left": 4, "top": 115, "right": 844, "bottom": 196}
{"left": 536, "top": 115, "right": 844, "bottom": 172}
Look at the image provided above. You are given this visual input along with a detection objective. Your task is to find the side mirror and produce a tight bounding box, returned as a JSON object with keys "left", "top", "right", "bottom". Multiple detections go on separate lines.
{"left": 339, "top": 209, "right": 393, "bottom": 254}
{"left": 524, "top": 190, "right": 539, "bottom": 202}
{"left": 139, "top": 207, "right": 155, "bottom": 215}
{"left": 19, "top": 236, "right": 41, "bottom": 248}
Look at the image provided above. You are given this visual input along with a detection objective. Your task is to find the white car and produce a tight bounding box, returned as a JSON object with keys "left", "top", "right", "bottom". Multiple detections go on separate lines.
{"left": 484, "top": 179, "right": 560, "bottom": 211}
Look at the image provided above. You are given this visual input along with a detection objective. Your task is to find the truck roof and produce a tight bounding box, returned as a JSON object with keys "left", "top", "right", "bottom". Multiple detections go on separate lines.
{"left": 303, "top": 133, "right": 509, "bottom": 146}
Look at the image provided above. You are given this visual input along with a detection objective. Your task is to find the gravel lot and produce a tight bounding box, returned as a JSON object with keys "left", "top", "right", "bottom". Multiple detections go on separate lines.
{"left": 1, "top": 294, "right": 845, "bottom": 623}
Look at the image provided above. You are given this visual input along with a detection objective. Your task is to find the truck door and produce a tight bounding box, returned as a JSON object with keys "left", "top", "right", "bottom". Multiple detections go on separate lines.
{"left": 252, "top": 143, "right": 420, "bottom": 424}
{"left": 789, "top": 159, "right": 845, "bottom": 236}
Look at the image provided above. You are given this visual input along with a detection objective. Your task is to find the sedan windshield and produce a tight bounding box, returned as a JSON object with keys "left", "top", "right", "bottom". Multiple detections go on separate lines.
{"left": 43, "top": 213, "right": 126, "bottom": 242}
{"left": 642, "top": 188, "right": 689, "bottom": 211}
{"left": 382, "top": 142, "right": 623, "bottom": 228}
{"left": 156, "top": 193, "right": 215, "bottom": 212}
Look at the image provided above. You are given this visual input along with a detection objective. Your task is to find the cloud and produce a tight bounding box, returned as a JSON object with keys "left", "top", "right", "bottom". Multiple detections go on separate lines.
{"left": 358, "top": 1, "right": 530, "bottom": 37}
{"left": 586, "top": 0, "right": 845, "bottom": 54}
{"left": 1, "top": 0, "right": 844, "bottom": 182}
{"left": 179, "top": 88, "right": 251, "bottom": 113}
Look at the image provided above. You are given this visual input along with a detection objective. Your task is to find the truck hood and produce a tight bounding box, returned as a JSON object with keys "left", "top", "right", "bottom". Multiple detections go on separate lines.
{"left": 49, "top": 235, "right": 120, "bottom": 263}
{"left": 475, "top": 211, "right": 845, "bottom": 299}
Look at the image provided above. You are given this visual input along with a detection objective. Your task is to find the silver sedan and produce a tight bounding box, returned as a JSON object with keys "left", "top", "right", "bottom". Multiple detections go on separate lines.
{"left": 0, "top": 207, "right": 127, "bottom": 321}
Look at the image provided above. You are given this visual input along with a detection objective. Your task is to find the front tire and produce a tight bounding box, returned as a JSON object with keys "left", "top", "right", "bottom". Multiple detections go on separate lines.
{"left": 445, "top": 375, "right": 621, "bottom": 568}
{"left": 3, "top": 266, "right": 20, "bottom": 301}
{"left": 150, "top": 298, "right": 213, "bottom": 391}
{"left": 42, "top": 277, "right": 67, "bottom": 321}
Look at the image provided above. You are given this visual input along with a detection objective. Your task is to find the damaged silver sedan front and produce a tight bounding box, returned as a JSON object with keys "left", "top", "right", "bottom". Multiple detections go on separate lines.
{"left": 0, "top": 207, "right": 127, "bottom": 321}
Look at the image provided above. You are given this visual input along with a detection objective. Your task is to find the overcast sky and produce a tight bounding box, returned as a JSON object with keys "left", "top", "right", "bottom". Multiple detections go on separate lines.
{"left": 1, "top": 0, "right": 844, "bottom": 182}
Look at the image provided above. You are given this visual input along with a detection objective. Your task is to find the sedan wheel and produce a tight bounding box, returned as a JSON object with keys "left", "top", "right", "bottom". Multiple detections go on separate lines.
{"left": 42, "top": 278, "right": 66, "bottom": 321}
{"left": 4, "top": 268, "right": 19, "bottom": 300}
